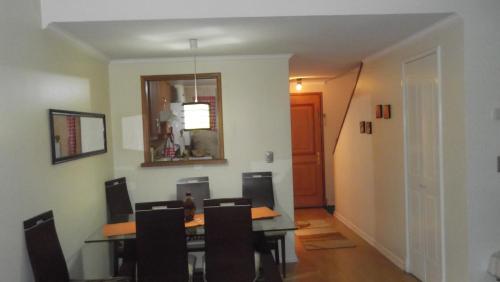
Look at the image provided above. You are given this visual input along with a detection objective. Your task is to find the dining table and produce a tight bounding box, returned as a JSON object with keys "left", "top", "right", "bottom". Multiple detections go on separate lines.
{"left": 85, "top": 207, "right": 296, "bottom": 243}
{"left": 79, "top": 207, "right": 296, "bottom": 280}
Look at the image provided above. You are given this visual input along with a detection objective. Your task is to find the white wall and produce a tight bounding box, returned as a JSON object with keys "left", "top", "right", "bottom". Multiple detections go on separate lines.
{"left": 39, "top": 0, "right": 455, "bottom": 27}
{"left": 0, "top": 0, "right": 113, "bottom": 281}
{"left": 109, "top": 55, "right": 297, "bottom": 261}
{"left": 333, "top": 16, "right": 466, "bottom": 280}
{"left": 289, "top": 71, "right": 360, "bottom": 207}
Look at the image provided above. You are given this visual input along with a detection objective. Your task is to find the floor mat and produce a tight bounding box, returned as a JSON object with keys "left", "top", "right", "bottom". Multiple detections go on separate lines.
{"left": 299, "top": 232, "right": 356, "bottom": 250}
{"left": 295, "top": 219, "right": 332, "bottom": 229}
{"left": 295, "top": 227, "right": 338, "bottom": 238}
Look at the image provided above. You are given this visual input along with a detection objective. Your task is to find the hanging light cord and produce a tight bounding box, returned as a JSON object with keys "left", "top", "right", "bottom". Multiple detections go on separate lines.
{"left": 194, "top": 53, "right": 198, "bottom": 103}
{"left": 190, "top": 38, "right": 199, "bottom": 103}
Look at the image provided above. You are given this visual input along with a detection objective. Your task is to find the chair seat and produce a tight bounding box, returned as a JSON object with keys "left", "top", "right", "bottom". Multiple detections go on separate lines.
{"left": 264, "top": 231, "right": 286, "bottom": 238}
{"left": 70, "top": 277, "right": 131, "bottom": 282}
{"left": 187, "top": 238, "right": 206, "bottom": 252}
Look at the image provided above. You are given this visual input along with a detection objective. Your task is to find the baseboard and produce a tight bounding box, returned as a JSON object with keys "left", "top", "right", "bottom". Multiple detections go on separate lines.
{"left": 334, "top": 212, "right": 405, "bottom": 270}
{"left": 285, "top": 254, "right": 298, "bottom": 263}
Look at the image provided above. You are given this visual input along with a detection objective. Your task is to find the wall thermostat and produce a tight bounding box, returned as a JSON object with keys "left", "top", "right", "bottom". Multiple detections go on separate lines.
{"left": 265, "top": 151, "right": 274, "bottom": 163}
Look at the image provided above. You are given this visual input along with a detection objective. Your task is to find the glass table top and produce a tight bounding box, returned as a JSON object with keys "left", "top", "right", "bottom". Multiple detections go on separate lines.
{"left": 79, "top": 209, "right": 296, "bottom": 279}
{"left": 85, "top": 210, "right": 296, "bottom": 243}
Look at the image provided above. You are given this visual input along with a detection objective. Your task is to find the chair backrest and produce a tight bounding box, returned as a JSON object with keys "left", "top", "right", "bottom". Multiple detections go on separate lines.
{"left": 23, "top": 211, "right": 70, "bottom": 282}
{"left": 176, "top": 176, "right": 210, "bottom": 214}
{"left": 136, "top": 207, "right": 189, "bottom": 282}
{"left": 204, "top": 205, "right": 255, "bottom": 282}
{"left": 242, "top": 171, "right": 275, "bottom": 209}
{"left": 135, "top": 200, "right": 183, "bottom": 211}
{"left": 203, "top": 197, "right": 252, "bottom": 207}
{"left": 105, "top": 177, "right": 133, "bottom": 223}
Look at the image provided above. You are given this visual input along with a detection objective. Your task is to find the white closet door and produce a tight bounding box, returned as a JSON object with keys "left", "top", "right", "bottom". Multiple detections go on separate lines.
{"left": 405, "top": 51, "right": 442, "bottom": 282}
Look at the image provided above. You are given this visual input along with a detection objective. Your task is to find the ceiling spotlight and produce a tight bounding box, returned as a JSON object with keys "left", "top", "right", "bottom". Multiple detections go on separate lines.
{"left": 295, "top": 78, "right": 303, "bottom": 91}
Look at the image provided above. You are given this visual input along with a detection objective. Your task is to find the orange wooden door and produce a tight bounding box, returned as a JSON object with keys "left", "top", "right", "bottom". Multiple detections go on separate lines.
{"left": 290, "top": 93, "right": 324, "bottom": 208}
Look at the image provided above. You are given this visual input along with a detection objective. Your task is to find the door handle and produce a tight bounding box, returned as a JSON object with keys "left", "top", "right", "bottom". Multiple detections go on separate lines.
{"left": 316, "top": 152, "right": 320, "bottom": 164}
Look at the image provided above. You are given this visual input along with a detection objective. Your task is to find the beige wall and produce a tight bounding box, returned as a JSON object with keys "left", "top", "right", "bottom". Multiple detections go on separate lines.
{"left": 333, "top": 16, "right": 466, "bottom": 280}
{"left": 289, "top": 70, "right": 360, "bottom": 206}
{"left": 0, "top": 0, "right": 113, "bottom": 281}
{"left": 323, "top": 69, "right": 362, "bottom": 207}
{"left": 109, "top": 56, "right": 297, "bottom": 261}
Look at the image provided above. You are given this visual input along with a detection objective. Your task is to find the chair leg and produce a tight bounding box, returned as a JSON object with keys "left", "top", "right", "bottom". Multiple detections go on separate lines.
{"left": 112, "top": 241, "right": 119, "bottom": 276}
{"left": 280, "top": 236, "right": 286, "bottom": 277}
{"left": 274, "top": 240, "right": 280, "bottom": 266}
{"left": 261, "top": 253, "right": 283, "bottom": 282}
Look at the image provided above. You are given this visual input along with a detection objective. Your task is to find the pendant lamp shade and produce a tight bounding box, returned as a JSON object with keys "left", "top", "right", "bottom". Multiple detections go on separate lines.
{"left": 182, "top": 38, "right": 211, "bottom": 130}
{"left": 183, "top": 102, "right": 210, "bottom": 130}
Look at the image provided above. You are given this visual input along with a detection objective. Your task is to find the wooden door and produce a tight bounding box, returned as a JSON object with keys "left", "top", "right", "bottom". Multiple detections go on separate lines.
{"left": 404, "top": 51, "right": 443, "bottom": 282}
{"left": 290, "top": 93, "right": 324, "bottom": 208}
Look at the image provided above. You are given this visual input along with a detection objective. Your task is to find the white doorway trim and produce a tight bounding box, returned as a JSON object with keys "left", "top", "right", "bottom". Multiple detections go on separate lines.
{"left": 402, "top": 46, "right": 446, "bottom": 282}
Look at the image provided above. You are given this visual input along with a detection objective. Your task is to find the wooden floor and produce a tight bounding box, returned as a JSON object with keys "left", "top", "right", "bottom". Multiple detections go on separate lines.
{"left": 284, "top": 208, "right": 418, "bottom": 282}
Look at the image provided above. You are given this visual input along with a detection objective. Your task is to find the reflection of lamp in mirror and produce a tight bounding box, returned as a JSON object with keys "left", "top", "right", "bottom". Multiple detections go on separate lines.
{"left": 183, "top": 38, "right": 211, "bottom": 130}
{"left": 183, "top": 102, "right": 210, "bottom": 129}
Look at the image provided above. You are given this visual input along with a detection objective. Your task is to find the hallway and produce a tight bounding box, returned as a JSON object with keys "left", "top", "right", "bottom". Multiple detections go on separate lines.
{"left": 286, "top": 209, "right": 418, "bottom": 282}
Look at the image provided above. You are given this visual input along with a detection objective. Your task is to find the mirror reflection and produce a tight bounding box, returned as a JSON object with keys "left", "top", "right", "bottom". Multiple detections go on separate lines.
{"left": 49, "top": 109, "right": 107, "bottom": 164}
{"left": 141, "top": 73, "right": 224, "bottom": 166}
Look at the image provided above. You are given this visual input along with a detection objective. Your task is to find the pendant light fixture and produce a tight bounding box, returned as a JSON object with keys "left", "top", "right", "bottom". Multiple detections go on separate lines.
{"left": 183, "top": 38, "right": 211, "bottom": 130}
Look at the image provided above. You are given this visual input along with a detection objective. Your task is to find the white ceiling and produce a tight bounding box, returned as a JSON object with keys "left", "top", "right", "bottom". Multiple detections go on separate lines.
{"left": 54, "top": 14, "right": 449, "bottom": 77}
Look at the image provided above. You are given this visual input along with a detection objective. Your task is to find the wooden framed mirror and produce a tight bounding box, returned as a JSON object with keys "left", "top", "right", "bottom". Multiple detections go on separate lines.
{"left": 140, "top": 73, "right": 226, "bottom": 167}
{"left": 49, "top": 109, "right": 107, "bottom": 164}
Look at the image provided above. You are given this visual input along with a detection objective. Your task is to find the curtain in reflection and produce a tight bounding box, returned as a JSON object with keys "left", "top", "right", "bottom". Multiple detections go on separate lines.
{"left": 67, "top": 116, "right": 77, "bottom": 155}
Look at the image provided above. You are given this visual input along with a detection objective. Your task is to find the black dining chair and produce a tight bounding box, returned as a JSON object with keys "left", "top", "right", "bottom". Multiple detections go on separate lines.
{"left": 204, "top": 205, "right": 255, "bottom": 282}
{"left": 105, "top": 177, "right": 133, "bottom": 223}
{"left": 203, "top": 197, "right": 252, "bottom": 207}
{"left": 242, "top": 171, "right": 287, "bottom": 277}
{"left": 105, "top": 177, "right": 136, "bottom": 278}
{"left": 176, "top": 176, "right": 210, "bottom": 214}
{"left": 23, "top": 210, "right": 131, "bottom": 282}
{"left": 135, "top": 206, "right": 196, "bottom": 282}
{"left": 135, "top": 200, "right": 183, "bottom": 211}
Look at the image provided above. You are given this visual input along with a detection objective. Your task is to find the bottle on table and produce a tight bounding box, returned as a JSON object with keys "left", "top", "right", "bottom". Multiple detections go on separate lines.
{"left": 183, "top": 192, "right": 196, "bottom": 222}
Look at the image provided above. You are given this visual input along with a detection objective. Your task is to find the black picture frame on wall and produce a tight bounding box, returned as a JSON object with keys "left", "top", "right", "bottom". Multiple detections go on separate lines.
{"left": 366, "top": 122, "right": 372, "bottom": 134}
{"left": 49, "top": 109, "right": 107, "bottom": 165}
{"left": 360, "top": 121, "right": 366, "bottom": 133}
{"left": 383, "top": 105, "right": 392, "bottom": 119}
{"left": 376, "top": 105, "right": 383, "bottom": 119}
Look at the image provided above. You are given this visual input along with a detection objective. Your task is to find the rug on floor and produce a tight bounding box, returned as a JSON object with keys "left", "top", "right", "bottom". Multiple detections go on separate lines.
{"left": 299, "top": 231, "right": 356, "bottom": 250}
{"left": 295, "top": 219, "right": 332, "bottom": 229}
{"left": 295, "top": 226, "right": 337, "bottom": 238}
